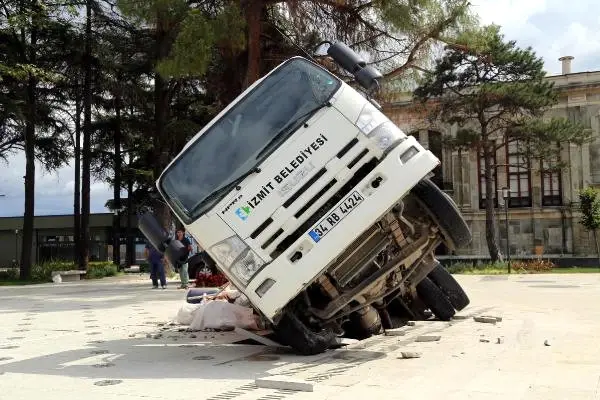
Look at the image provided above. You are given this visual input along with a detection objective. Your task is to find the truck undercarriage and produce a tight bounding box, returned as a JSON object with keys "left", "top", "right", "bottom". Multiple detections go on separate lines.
{"left": 272, "top": 178, "right": 472, "bottom": 355}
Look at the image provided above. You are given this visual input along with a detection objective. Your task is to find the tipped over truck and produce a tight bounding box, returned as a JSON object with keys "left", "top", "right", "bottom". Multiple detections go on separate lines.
{"left": 139, "top": 43, "right": 472, "bottom": 355}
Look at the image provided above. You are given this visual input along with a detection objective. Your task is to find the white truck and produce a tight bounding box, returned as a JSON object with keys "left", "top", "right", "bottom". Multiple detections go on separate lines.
{"left": 140, "top": 43, "right": 472, "bottom": 355}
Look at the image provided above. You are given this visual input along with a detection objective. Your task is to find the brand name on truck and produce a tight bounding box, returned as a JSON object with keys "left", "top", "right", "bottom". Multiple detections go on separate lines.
{"left": 232, "top": 133, "right": 328, "bottom": 220}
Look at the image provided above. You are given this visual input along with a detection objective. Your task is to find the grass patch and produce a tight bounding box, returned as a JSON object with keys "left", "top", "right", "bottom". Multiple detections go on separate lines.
{"left": 448, "top": 261, "right": 600, "bottom": 275}
{"left": 0, "top": 279, "right": 40, "bottom": 286}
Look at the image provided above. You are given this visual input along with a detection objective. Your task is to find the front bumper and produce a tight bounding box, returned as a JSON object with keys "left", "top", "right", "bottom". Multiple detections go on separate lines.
{"left": 243, "top": 136, "right": 439, "bottom": 322}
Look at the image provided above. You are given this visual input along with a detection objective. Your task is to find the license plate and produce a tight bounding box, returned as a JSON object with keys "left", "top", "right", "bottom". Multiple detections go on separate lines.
{"left": 308, "top": 191, "right": 364, "bottom": 243}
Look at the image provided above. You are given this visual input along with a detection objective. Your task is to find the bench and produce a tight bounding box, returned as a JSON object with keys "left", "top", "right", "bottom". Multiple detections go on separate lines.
{"left": 123, "top": 265, "right": 141, "bottom": 273}
{"left": 51, "top": 270, "right": 87, "bottom": 282}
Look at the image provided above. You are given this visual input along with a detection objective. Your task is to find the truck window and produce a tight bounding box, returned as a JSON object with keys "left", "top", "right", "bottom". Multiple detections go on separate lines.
{"left": 159, "top": 58, "right": 341, "bottom": 223}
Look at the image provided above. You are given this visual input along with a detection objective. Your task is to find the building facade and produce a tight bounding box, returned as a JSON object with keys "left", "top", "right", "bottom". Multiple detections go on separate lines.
{"left": 0, "top": 213, "right": 147, "bottom": 267}
{"left": 384, "top": 58, "right": 600, "bottom": 259}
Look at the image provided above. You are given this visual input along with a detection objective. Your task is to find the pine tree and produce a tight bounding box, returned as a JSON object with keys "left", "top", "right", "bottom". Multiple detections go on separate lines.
{"left": 415, "top": 25, "right": 590, "bottom": 261}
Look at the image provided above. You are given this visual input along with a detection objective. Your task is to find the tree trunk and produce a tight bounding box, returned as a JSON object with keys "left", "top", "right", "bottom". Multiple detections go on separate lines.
{"left": 483, "top": 140, "right": 501, "bottom": 262}
{"left": 74, "top": 91, "right": 81, "bottom": 267}
{"left": 80, "top": 0, "right": 92, "bottom": 269}
{"left": 243, "top": 0, "right": 263, "bottom": 88}
{"left": 112, "top": 89, "right": 122, "bottom": 267}
{"left": 594, "top": 229, "right": 600, "bottom": 267}
{"left": 154, "top": 12, "right": 174, "bottom": 273}
{"left": 19, "top": 15, "right": 38, "bottom": 281}
{"left": 20, "top": 72, "right": 36, "bottom": 280}
{"left": 126, "top": 172, "right": 134, "bottom": 266}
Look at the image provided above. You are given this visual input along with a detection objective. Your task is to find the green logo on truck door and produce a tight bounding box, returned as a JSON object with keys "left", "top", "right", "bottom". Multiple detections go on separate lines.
{"left": 235, "top": 206, "right": 252, "bottom": 221}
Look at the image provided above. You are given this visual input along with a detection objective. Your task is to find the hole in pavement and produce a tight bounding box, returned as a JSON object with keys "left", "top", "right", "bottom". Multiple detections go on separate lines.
{"left": 232, "top": 333, "right": 280, "bottom": 346}
{"left": 90, "top": 350, "right": 110, "bottom": 355}
{"left": 93, "top": 363, "right": 115, "bottom": 368}
{"left": 87, "top": 332, "right": 102, "bottom": 336}
{"left": 88, "top": 340, "right": 105, "bottom": 344}
{"left": 245, "top": 354, "right": 280, "bottom": 362}
{"left": 0, "top": 346, "right": 19, "bottom": 350}
{"left": 0, "top": 357, "right": 14, "bottom": 361}
{"left": 84, "top": 320, "right": 98, "bottom": 323}
{"left": 193, "top": 356, "right": 215, "bottom": 360}
{"left": 94, "top": 380, "right": 122, "bottom": 386}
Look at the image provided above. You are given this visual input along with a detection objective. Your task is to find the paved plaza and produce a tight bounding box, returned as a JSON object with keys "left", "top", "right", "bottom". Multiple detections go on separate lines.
{"left": 1, "top": 273, "right": 599, "bottom": 400}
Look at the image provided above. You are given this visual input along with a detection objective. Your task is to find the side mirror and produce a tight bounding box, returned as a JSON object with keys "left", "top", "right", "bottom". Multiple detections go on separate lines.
{"left": 165, "top": 239, "right": 189, "bottom": 266}
{"left": 355, "top": 66, "right": 383, "bottom": 92}
{"left": 327, "top": 42, "right": 366, "bottom": 74}
{"left": 138, "top": 213, "right": 170, "bottom": 253}
{"left": 327, "top": 42, "right": 383, "bottom": 92}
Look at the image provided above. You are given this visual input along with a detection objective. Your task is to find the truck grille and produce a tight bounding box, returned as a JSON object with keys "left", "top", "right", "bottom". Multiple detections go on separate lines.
{"left": 248, "top": 135, "right": 379, "bottom": 260}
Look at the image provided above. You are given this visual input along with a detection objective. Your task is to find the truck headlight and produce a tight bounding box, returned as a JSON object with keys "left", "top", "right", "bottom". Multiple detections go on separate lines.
{"left": 210, "top": 236, "right": 265, "bottom": 287}
{"left": 356, "top": 102, "right": 406, "bottom": 151}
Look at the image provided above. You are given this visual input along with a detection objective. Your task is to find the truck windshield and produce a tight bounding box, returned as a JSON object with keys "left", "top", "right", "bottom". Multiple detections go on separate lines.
{"left": 159, "top": 58, "right": 341, "bottom": 222}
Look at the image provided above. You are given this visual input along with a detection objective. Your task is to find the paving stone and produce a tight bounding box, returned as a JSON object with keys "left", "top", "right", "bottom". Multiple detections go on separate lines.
{"left": 399, "top": 351, "right": 422, "bottom": 359}
{"left": 473, "top": 316, "right": 497, "bottom": 324}
{"left": 256, "top": 375, "right": 314, "bottom": 392}
{"left": 415, "top": 335, "right": 441, "bottom": 342}
{"left": 384, "top": 329, "right": 406, "bottom": 336}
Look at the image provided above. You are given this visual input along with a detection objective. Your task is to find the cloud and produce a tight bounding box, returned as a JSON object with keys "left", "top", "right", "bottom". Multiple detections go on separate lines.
{"left": 0, "top": 152, "right": 119, "bottom": 217}
{"left": 472, "top": 0, "right": 600, "bottom": 75}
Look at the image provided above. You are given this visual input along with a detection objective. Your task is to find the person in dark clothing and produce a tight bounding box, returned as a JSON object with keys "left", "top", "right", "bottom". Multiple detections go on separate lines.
{"left": 145, "top": 243, "right": 167, "bottom": 289}
{"left": 176, "top": 228, "right": 193, "bottom": 289}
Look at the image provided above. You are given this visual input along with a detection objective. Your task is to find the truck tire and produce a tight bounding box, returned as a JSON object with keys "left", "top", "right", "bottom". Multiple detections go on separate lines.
{"left": 274, "top": 312, "right": 337, "bottom": 356}
{"left": 416, "top": 277, "right": 455, "bottom": 321}
{"left": 411, "top": 179, "right": 472, "bottom": 250}
{"left": 428, "top": 263, "right": 470, "bottom": 311}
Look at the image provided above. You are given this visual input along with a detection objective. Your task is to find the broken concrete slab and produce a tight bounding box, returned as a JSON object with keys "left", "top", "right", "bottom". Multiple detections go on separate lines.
{"left": 406, "top": 321, "right": 416, "bottom": 326}
{"left": 399, "top": 351, "right": 422, "bottom": 359}
{"left": 234, "top": 327, "right": 285, "bottom": 348}
{"left": 452, "top": 315, "right": 469, "bottom": 320}
{"left": 481, "top": 315, "right": 503, "bottom": 322}
{"left": 473, "top": 316, "right": 497, "bottom": 324}
{"left": 256, "top": 375, "right": 313, "bottom": 392}
{"left": 384, "top": 329, "right": 406, "bottom": 337}
{"left": 415, "top": 335, "right": 441, "bottom": 342}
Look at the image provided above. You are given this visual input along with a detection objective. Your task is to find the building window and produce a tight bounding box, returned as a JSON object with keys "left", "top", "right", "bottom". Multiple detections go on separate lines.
{"left": 506, "top": 140, "right": 532, "bottom": 208}
{"left": 541, "top": 151, "right": 562, "bottom": 206}
{"left": 477, "top": 146, "right": 498, "bottom": 209}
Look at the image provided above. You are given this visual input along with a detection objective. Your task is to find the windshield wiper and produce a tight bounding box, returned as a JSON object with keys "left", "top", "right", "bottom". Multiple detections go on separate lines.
{"left": 189, "top": 166, "right": 261, "bottom": 216}
{"left": 255, "top": 100, "right": 332, "bottom": 161}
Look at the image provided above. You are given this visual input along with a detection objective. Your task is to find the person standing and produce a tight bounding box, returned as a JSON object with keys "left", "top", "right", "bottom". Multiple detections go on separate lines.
{"left": 144, "top": 242, "right": 167, "bottom": 289}
{"left": 176, "top": 227, "right": 193, "bottom": 289}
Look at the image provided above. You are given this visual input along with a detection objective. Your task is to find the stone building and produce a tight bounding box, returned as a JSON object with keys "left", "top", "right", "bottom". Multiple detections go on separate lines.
{"left": 383, "top": 57, "right": 600, "bottom": 260}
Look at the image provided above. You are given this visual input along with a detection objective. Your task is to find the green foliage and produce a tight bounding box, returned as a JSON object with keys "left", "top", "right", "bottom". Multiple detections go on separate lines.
{"left": 579, "top": 187, "right": 600, "bottom": 231}
{"left": 156, "top": 10, "right": 215, "bottom": 78}
{"left": 87, "top": 262, "right": 119, "bottom": 279}
{"left": 0, "top": 268, "right": 19, "bottom": 280}
{"left": 30, "top": 261, "right": 118, "bottom": 282}
{"left": 31, "top": 260, "right": 69, "bottom": 282}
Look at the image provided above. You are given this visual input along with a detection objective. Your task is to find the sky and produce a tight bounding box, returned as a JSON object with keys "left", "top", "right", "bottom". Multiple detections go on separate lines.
{"left": 1, "top": 0, "right": 599, "bottom": 217}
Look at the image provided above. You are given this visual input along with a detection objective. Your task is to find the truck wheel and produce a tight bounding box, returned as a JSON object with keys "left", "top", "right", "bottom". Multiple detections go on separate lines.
{"left": 274, "top": 312, "right": 337, "bottom": 356}
{"left": 428, "top": 263, "right": 470, "bottom": 311}
{"left": 411, "top": 179, "right": 472, "bottom": 250}
{"left": 416, "top": 277, "right": 455, "bottom": 321}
